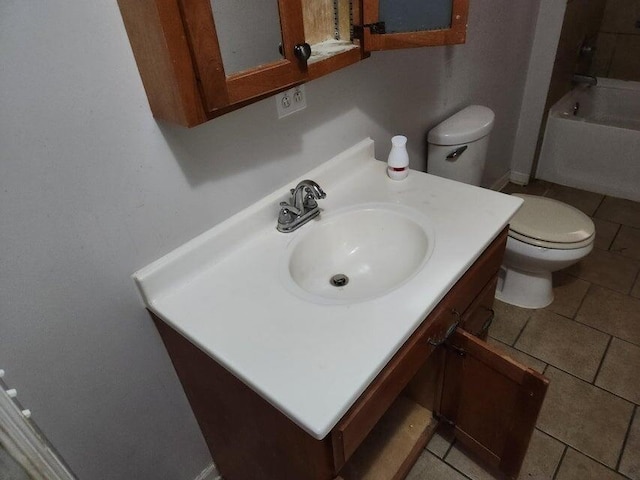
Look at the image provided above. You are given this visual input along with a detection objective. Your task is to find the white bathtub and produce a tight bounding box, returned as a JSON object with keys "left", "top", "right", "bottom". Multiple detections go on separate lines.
{"left": 536, "top": 78, "right": 640, "bottom": 202}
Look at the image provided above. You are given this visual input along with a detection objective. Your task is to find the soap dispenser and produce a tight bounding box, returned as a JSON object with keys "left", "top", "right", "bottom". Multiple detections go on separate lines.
{"left": 387, "top": 135, "right": 409, "bottom": 180}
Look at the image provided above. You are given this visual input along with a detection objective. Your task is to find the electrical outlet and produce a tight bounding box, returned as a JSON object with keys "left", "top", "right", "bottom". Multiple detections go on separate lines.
{"left": 276, "top": 85, "right": 307, "bottom": 118}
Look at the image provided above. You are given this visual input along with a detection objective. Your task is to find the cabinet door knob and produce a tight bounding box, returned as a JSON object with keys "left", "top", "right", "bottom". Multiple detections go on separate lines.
{"left": 294, "top": 43, "right": 312, "bottom": 64}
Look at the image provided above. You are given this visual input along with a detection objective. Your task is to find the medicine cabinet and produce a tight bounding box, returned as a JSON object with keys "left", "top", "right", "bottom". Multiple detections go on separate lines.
{"left": 117, "top": 0, "right": 469, "bottom": 127}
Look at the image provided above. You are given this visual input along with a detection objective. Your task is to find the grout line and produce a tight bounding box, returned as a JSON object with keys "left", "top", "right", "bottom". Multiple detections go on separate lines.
{"left": 551, "top": 444, "right": 568, "bottom": 480}
{"left": 442, "top": 437, "right": 456, "bottom": 461}
{"left": 593, "top": 194, "right": 607, "bottom": 218}
{"left": 549, "top": 305, "right": 615, "bottom": 338}
{"left": 441, "top": 440, "right": 494, "bottom": 480}
{"left": 572, "top": 281, "right": 592, "bottom": 320}
{"left": 572, "top": 318, "right": 640, "bottom": 350}
{"left": 591, "top": 335, "right": 613, "bottom": 386}
{"left": 546, "top": 363, "right": 637, "bottom": 406}
{"left": 616, "top": 404, "right": 636, "bottom": 473}
{"left": 630, "top": 268, "right": 640, "bottom": 297}
{"left": 606, "top": 222, "right": 622, "bottom": 252}
{"left": 537, "top": 429, "right": 630, "bottom": 477}
{"left": 511, "top": 316, "right": 531, "bottom": 347}
{"left": 571, "top": 283, "right": 640, "bottom": 350}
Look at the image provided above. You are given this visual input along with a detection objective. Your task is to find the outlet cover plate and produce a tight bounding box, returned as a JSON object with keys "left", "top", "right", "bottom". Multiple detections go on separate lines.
{"left": 276, "top": 85, "right": 306, "bottom": 118}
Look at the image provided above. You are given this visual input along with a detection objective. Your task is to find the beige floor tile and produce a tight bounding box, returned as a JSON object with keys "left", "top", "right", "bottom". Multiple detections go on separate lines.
{"left": 488, "top": 300, "right": 533, "bottom": 345}
{"left": 596, "top": 338, "right": 640, "bottom": 405}
{"left": 426, "top": 426, "right": 454, "bottom": 458}
{"left": 595, "top": 197, "right": 640, "bottom": 229}
{"left": 620, "top": 410, "right": 640, "bottom": 480}
{"left": 547, "top": 271, "right": 590, "bottom": 319}
{"left": 566, "top": 249, "right": 639, "bottom": 294}
{"left": 632, "top": 276, "right": 640, "bottom": 299}
{"left": 406, "top": 449, "right": 467, "bottom": 480}
{"left": 592, "top": 217, "right": 621, "bottom": 251}
{"left": 576, "top": 285, "right": 640, "bottom": 346}
{"left": 611, "top": 226, "right": 640, "bottom": 261}
{"left": 486, "top": 337, "right": 546, "bottom": 373}
{"left": 537, "top": 367, "right": 633, "bottom": 468}
{"left": 545, "top": 184, "right": 604, "bottom": 216}
{"left": 514, "top": 310, "right": 609, "bottom": 381}
{"left": 501, "top": 180, "right": 552, "bottom": 196}
{"left": 555, "top": 448, "right": 626, "bottom": 480}
{"left": 444, "top": 429, "right": 564, "bottom": 480}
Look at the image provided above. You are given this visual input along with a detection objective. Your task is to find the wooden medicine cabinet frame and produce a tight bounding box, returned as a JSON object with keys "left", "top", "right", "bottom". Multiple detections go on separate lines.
{"left": 117, "top": 0, "right": 470, "bottom": 127}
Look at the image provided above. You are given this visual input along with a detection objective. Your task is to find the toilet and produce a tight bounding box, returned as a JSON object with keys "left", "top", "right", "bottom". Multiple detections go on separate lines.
{"left": 427, "top": 105, "right": 595, "bottom": 309}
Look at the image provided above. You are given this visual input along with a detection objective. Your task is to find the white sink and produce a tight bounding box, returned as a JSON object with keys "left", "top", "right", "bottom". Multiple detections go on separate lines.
{"left": 282, "top": 203, "right": 435, "bottom": 304}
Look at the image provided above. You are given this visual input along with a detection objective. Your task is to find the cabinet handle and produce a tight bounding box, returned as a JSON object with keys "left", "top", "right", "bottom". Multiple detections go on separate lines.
{"left": 294, "top": 43, "right": 312, "bottom": 64}
{"left": 479, "top": 308, "right": 495, "bottom": 335}
{"left": 428, "top": 309, "right": 461, "bottom": 347}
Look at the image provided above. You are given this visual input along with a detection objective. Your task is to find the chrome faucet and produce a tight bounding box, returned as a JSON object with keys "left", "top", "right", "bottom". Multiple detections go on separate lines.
{"left": 572, "top": 74, "right": 597, "bottom": 86}
{"left": 277, "top": 179, "right": 326, "bottom": 232}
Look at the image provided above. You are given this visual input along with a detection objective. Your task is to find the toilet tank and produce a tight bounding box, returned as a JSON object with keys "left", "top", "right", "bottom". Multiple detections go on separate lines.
{"left": 427, "top": 105, "right": 495, "bottom": 186}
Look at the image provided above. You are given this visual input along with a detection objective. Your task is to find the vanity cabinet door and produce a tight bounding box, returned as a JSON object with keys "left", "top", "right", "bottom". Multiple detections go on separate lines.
{"left": 357, "top": 0, "right": 468, "bottom": 51}
{"left": 438, "top": 329, "right": 549, "bottom": 480}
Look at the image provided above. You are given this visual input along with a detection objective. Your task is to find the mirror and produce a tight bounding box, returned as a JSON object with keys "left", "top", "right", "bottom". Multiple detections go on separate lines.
{"left": 210, "top": 0, "right": 284, "bottom": 76}
{"left": 379, "top": 0, "right": 453, "bottom": 33}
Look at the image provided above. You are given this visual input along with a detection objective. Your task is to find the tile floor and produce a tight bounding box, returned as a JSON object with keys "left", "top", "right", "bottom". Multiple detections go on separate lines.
{"left": 408, "top": 181, "right": 640, "bottom": 480}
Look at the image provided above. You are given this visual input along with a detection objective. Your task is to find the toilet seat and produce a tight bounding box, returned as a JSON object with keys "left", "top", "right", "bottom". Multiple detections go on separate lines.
{"left": 508, "top": 194, "right": 595, "bottom": 250}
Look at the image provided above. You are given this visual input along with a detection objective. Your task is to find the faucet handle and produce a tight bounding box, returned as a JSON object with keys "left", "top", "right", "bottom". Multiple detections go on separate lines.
{"left": 278, "top": 202, "right": 301, "bottom": 226}
{"left": 302, "top": 191, "right": 318, "bottom": 210}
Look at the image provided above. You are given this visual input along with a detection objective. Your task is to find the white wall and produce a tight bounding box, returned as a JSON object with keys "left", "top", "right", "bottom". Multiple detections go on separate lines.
{"left": 511, "top": 0, "right": 567, "bottom": 184}
{"left": 0, "top": 1, "right": 538, "bottom": 478}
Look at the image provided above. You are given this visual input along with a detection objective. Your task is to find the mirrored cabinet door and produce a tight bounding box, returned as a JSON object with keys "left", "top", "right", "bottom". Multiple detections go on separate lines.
{"left": 179, "top": 0, "right": 308, "bottom": 112}
{"left": 359, "top": 0, "right": 468, "bottom": 51}
{"left": 212, "top": 0, "right": 284, "bottom": 76}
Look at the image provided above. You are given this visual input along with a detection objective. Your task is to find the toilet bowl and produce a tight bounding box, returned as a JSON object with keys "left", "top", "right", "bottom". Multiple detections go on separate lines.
{"left": 494, "top": 194, "right": 595, "bottom": 308}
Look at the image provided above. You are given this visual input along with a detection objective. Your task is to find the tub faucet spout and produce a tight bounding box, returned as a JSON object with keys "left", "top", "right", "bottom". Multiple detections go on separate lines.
{"left": 572, "top": 74, "right": 597, "bottom": 86}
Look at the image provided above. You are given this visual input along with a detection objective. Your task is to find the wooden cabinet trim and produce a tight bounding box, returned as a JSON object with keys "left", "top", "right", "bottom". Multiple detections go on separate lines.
{"left": 177, "top": 0, "right": 229, "bottom": 110}
{"left": 360, "top": 0, "right": 468, "bottom": 51}
{"left": 117, "top": 0, "right": 206, "bottom": 126}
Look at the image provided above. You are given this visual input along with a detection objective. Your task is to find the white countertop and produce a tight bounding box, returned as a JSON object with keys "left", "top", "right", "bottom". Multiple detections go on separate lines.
{"left": 133, "top": 139, "right": 522, "bottom": 440}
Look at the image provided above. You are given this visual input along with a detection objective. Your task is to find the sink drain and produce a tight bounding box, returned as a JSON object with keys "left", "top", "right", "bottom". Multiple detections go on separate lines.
{"left": 330, "top": 274, "right": 349, "bottom": 287}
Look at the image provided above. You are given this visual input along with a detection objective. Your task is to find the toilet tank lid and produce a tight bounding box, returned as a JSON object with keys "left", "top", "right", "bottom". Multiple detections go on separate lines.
{"left": 428, "top": 105, "right": 495, "bottom": 145}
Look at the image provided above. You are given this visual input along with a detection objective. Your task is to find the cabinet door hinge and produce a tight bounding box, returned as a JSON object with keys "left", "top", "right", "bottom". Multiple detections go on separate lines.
{"left": 353, "top": 21, "right": 386, "bottom": 39}
{"left": 433, "top": 412, "right": 456, "bottom": 427}
{"left": 445, "top": 342, "right": 467, "bottom": 357}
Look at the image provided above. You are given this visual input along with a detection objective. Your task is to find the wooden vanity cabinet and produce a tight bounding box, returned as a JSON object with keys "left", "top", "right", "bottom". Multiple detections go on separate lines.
{"left": 117, "top": 0, "right": 469, "bottom": 127}
{"left": 152, "top": 227, "right": 548, "bottom": 480}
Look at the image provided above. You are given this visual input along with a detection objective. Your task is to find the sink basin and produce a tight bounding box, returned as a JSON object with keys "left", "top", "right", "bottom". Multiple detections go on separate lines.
{"left": 282, "top": 203, "right": 435, "bottom": 304}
